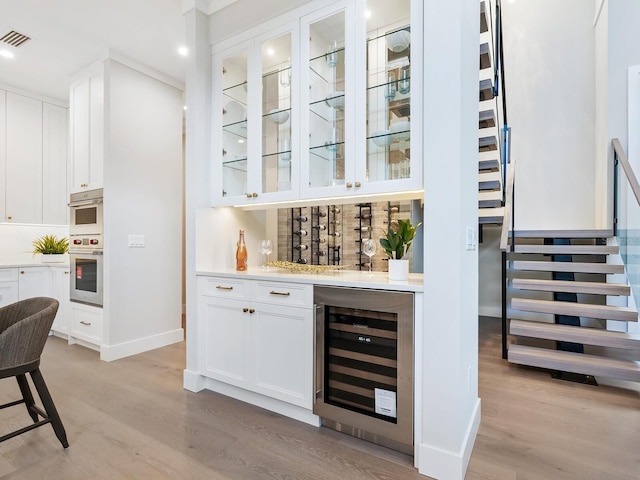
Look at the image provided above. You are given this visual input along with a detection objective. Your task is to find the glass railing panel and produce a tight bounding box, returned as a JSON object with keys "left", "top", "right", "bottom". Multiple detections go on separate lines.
{"left": 616, "top": 159, "right": 640, "bottom": 302}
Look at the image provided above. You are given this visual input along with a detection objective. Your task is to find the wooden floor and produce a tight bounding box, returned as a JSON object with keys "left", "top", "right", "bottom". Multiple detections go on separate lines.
{"left": 0, "top": 318, "right": 638, "bottom": 479}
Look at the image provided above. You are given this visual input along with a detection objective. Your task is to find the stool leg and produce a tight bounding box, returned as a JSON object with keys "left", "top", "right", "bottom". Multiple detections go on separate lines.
{"left": 30, "top": 368, "right": 68, "bottom": 448}
{"left": 16, "top": 375, "right": 39, "bottom": 423}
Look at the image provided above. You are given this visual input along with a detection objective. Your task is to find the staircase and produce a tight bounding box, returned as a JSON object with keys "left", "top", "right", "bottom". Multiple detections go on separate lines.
{"left": 506, "top": 231, "right": 640, "bottom": 382}
{"left": 478, "top": 0, "right": 505, "bottom": 225}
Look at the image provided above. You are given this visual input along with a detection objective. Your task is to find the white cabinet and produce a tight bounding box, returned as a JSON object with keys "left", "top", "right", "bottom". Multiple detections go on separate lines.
{"left": 0, "top": 268, "right": 19, "bottom": 308}
{"left": 5, "top": 92, "right": 43, "bottom": 223}
{"left": 211, "top": 0, "right": 421, "bottom": 206}
{"left": 42, "top": 103, "right": 69, "bottom": 225}
{"left": 69, "top": 302, "right": 102, "bottom": 347}
{"left": 50, "top": 267, "right": 70, "bottom": 334}
{"left": 0, "top": 88, "right": 69, "bottom": 225}
{"left": 69, "top": 64, "right": 104, "bottom": 193}
{"left": 18, "top": 267, "right": 51, "bottom": 300}
{"left": 198, "top": 276, "right": 314, "bottom": 409}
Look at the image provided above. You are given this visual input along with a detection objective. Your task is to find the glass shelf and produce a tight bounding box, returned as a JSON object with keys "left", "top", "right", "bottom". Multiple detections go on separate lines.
{"left": 222, "top": 157, "right": 248, "bottom": 172}
{"left": 262, "top": 107, "right": 291, "bottom": 122}
{"left": 223, "top": 82, "right": 248, "bottom": 105}
{"left": 309, "top": 142, "right": 345, "bottom": 160}
{"left": 222, "top": 120, "right": 248, "bottom": 138}
{"left": 309, "top": 46, "right": 345, "bottom": 65}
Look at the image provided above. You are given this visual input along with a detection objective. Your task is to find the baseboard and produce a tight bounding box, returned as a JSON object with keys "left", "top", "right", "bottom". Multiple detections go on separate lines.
{"left": 418, "top": 398, "right": 481, "bottom": 480}
{"left": 183, "top": 369, "right": 206, "bottom": 392}
{"left": 478, "top": 305, "right": 501, "bottom": 318}
{"left": 100, "top": 328, "right": 184, "bottom": 361}
{"left": 204, "top": 377, "right": 321, "bottom": 427}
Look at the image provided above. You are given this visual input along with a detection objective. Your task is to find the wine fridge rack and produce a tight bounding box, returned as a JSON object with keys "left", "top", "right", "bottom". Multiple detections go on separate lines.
{"left": 354, "top": 203, "right": 372, "bottom": 270}
{"left": 290, "top": 206, "right": 342, "bottom": 265}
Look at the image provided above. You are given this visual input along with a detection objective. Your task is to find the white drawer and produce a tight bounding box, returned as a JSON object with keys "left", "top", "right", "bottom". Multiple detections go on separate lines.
{"left": 199, "top": 276, "right": 250, "bottom": 300}
{"left": 0, "top": 282, "right": 19, "bottom": 308}
{"left": 251, "top": 280, "right": 313, "bottom": 309}
{"left": 0, "top": 268, "right": 19, "bottom": 283}
{"left": 70, "top": 303, "right": 103, "bottom": 344}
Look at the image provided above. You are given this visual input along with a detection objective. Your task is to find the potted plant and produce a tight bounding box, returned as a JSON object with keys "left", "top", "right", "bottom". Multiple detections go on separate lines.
{"left": 32, "top": 235, "right": 69, "bottom": 263}
{"left": 379, "top": 219, "right": 422, "bottom": 281}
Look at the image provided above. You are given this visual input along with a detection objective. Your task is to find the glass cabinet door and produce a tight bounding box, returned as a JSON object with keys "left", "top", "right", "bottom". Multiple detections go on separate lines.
{"left": 365, "top": 0, "right": 412, "bottom": 184}
{"left": 221, "top": 50, "right": 249, "bottom": 199}
{"left": 261, "top": 33, "right": 293, "bottom": 195}
{"left": 307, "top": 10, "right": 347, "bottom": 190}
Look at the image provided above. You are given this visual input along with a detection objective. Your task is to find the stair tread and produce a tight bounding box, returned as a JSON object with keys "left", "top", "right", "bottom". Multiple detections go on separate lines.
{"left": 509, "top": 319, "right": 640, "bottom": 349}
{"left": 513, "top": 244, "right": 619, "bottom": 255}
{"left": 511, "top": 278, "right": 631, "bottom": 296}
{"left": 511, "top": 260, "right": 625, "bottom": 274}
{"left": 511, "top": 298, "right": 638, "bottom": 322}
{"left": 509, "top": 229, "right": 614, "bottom": 239}
{"left": 479, "top": 206, "right": 505, "bottom": 217}
{"left": 508, "top": 344, "right": 640, "bottom": 382}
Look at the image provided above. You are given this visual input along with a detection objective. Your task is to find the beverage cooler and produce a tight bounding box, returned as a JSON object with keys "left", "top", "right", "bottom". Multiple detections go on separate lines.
{"left": 314, "top": 286, "right": 414, "bottom": 454}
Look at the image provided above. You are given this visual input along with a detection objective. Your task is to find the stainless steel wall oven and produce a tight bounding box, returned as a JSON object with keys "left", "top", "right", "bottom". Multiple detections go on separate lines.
{"left": 69, "top": 188, "right": 104, "bottom": 307}
{"left": 314, "top": 286, "right": 414, "bottom": 454}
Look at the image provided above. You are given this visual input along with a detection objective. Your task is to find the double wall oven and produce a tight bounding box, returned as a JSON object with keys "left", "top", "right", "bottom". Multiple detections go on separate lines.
{"left": 68, "top": 188, "right": 103, "bottom": 307}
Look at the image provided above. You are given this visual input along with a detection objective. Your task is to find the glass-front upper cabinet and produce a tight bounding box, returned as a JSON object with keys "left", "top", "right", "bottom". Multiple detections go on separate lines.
{"left": 360, "top": 0, "right": 421, "bottom": 193}
{"left": 213, "top": 24, "right": 299, "bottom": 206}
{"left": 300, "top": 4, "right": 355, "bottom": 199}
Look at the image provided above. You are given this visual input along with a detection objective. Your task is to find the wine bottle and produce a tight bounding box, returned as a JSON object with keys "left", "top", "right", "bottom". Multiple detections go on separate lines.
{"left": 385, "top": 206, "right": 399, "bottom": 213}
{"left": 235, "top": 229, "right": 247, "bottom": 271}
{"left": 294, "top": 244, "right": 308, "bottom": 251}
{"left": 312, "top": 224, "right": 327, "bottom": 231}
{"left": 328, "top": 232, "right": 342, "bottom": 237}
{"left": 313, "top": 210, "right": 327, "bottom": 218}
{"left": 355, "top": 262, "right": 371, "bottom": 268}
{"left": 294, "top": 229, "right": 308, "bottom": 236}
{"left": 330, "top": 207, "right": 341, "bottom": 214}
{"left": 355, "top": 213, "right": 372, "bottom": 220}
{"left": 329, "top": 220, "right": 341, "bottom": 225}
{"left": 296, "top": 257, "right": 308, "bottom": 264}
{"left": 354, "top": 226, "right": 370, "bottom": 232}
{"left": 312, "top": 238, "right": 327, "bottom": 244}
{"left": 314, "top": 251, "right": 327, "bottom": 256}
{"left": 294, "top": 215, "right": 308, "bottom": 222}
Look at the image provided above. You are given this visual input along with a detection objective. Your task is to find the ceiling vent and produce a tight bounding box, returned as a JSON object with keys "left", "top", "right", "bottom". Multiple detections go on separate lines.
{"left": 0, "top": 30, "right": 31, "bottom": 47}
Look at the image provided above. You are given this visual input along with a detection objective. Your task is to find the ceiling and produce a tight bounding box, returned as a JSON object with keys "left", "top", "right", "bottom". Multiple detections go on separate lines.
{"left": 0, "top": 0, "right": 188, "bottom": 102}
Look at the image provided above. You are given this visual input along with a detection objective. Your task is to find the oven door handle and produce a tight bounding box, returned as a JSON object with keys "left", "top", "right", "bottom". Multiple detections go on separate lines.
{"left": 70, "top": 250, "right": 103, "bottom": 256}
{"left": 68, "top": 198, "right": 103, "bottom": 207}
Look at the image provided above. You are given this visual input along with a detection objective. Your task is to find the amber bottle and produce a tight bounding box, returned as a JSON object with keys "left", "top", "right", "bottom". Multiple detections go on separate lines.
{"left": 236, "top": 229, "right": 247, "bottom": 271}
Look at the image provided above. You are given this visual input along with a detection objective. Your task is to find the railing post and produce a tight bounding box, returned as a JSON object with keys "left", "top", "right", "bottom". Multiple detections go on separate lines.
{"left": 613, "top": 151, "right": 619, "bottom": 237}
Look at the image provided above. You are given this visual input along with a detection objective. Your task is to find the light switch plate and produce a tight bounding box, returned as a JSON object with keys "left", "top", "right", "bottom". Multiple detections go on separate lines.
{"left": 128, "top": 234, "right": 145, "bottom": 247}
{"left": 466, "top": 227, "right": 476, "bottom": 251}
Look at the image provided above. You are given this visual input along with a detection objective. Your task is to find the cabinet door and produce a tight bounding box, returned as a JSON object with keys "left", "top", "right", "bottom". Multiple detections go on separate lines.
{"left": 50, "top": 267, "right": 70, "bottom": 334}
{"left": 360, "top": 0, "right": 421, "bottom": 194}
{"left": 18, "top": 267, "right": 51, "bottom": 300}
{"left": 201, "top": 296, "right": 251, "bottom": 389}
{"left": 251, "top": 303, "right": 313, "bottom": 408}
{"left": 300, "top": 4, "right": 355, "bottom": 200}
{"left": 70, "top": 68, "right": 103, "bottom": 193}
{"left": 43, "top": 103, "right": 69, "bottom": 225}
{"left": 69, "top": 302, "right": 102, "bottom": 345}
{"left": 0, "top": 283, "right": 19, "bottom": 308}
{"left": 5, "top": 92, "right": 43, "bottom": 223}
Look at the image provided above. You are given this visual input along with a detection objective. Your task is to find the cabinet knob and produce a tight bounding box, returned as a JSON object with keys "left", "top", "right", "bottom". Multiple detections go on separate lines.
{"left": 355, "top": 181, "right": 361, "bottom": 188}
{"left": 246, "top": 193, "right": 252, "bottom": 199}
{"left": 242, "top": 307, "right": 249, "bottom": 313}
{"left": 7, "top": 216, "right": 12, "bottom": 220}
{"left": 346, "top": 182, "right": 353, "bottom": 188}
{"left": 249, "top": 308, "right": 255, "bottom": 314}
{"left": 20, "top": 271, "right": 24, "bottom": 274}
{"left": 252, "top": 193, "right": 258, "bottom": 198}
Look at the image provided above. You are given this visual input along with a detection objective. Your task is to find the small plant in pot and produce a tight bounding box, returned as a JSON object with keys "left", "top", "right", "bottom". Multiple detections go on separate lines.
{"left": 32, "top": 235, "right": 69, "bottom": 263}
{"left": 379, "top": 219, "right": 422, "bottom": 280}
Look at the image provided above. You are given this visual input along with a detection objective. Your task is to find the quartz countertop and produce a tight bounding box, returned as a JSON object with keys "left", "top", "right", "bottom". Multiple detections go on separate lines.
{"left": 0, "top": 253, "right": 70, "bottom": 268}
{"left": 196, "top": 268, "right": 424, "bottom": 292}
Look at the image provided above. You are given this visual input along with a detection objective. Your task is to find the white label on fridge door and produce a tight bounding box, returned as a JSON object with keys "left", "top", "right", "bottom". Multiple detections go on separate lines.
{"left": 374, "top": 388, "right": 397, "bottom": 418}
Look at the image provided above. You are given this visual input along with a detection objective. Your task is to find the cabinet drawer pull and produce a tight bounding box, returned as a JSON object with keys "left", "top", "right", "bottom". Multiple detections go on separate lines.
{"left": 269, "top": 291, "right": 291, "bottom": 297}
{"left": 346, "top": 182, "right": 353, "bottom": 188}
{"left": 243, "top": 307, "right": 249, "bottom": 313}
{"left": 355, "top": 181, "right": 361, "bottom": 188}
{"left": 216, "top": 285, "right": 233, "bottom": 291}
{"left": 249, "top": 308, "right": 255, "bottom": 314}
{"left": 80, "top": 321, "right": 92, "bottom": 326}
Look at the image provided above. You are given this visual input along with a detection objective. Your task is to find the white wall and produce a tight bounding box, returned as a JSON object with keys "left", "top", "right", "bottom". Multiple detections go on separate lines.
{"left": 102, "top": 60, "right": 183, "bottom": 353}
{"left": 503, "top": 0, "right": 597, "bottom": 230}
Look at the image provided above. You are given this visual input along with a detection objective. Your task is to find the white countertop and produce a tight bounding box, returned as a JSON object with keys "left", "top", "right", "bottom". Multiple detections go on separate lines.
{"left": 0, "top": 253, "right": 69, "bottom": 268}
{"left": 196, "top": 268, "right": 424, "bottom": 292}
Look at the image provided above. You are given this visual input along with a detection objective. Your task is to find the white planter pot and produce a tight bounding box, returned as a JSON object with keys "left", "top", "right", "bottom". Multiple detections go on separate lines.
{"left": 40, "top": 254, "right": 66, "bottom": 263}
{"left": 388, "top": 259, "right": 409, "bottom": 281}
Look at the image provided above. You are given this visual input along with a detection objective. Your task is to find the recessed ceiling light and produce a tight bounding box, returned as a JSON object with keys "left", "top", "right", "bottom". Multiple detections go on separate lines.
{"left": 365, "top": 9, "right": 372, "bottom": 18}
{"left": 178, "top": 46, "right": 188, "bottom": 56}
{"left": 0, "top": 49, "right": 15, "bottom": 59}
{"left": 266, "top": 47, "right": 275, "bottom": 56}
{"left": 238, "top": 139, "right": 245, "bottom": 144}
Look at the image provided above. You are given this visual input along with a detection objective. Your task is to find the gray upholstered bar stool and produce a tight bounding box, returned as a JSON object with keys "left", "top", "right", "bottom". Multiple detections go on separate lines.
{"left": 0, "top": 297, "right": 68, "bottom": 448}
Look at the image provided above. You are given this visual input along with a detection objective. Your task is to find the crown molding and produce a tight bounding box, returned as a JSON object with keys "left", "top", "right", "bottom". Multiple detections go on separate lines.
{"left": 182, "top": 0, "right": 238, "bottom": 15}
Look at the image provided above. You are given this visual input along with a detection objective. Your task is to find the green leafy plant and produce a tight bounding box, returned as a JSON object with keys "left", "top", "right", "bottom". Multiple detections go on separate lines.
{"left": 32, "top": 235, "right": 69, "bottom": 255}
{"left": 379, "top": 219, "right": 422, "bottom": 260}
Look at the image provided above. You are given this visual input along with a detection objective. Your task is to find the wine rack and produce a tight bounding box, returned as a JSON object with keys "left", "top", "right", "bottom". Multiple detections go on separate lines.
{"left": 291, "top": 207, "right": 309, "bottom": 264}
{"left": 291, "top": 205, "right": 342, "bottom": 266}
{"left": 354, "top": 203, "right": 372, "bottom": 271}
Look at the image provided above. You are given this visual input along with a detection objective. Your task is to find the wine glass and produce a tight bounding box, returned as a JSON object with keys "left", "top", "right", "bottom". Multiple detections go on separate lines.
{"left": 361, "top": 238, "right": 376, "bottom": 274}
{"left": 258, "top": 240, "right": 273, "bottom": 269}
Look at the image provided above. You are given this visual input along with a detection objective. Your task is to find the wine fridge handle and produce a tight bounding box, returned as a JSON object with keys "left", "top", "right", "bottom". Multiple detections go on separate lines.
{"left": 314, "top": 304, "right": 324, "bottom": 404}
